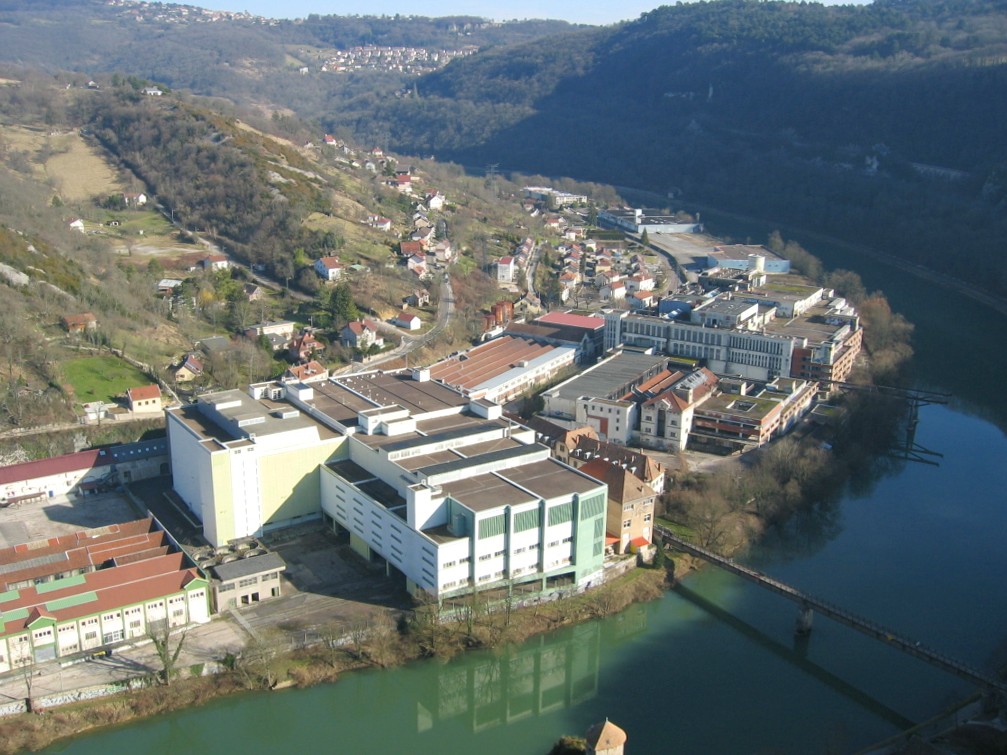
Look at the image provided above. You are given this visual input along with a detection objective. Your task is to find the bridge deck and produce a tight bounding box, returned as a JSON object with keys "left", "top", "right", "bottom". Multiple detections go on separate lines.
{"left": 656, "top": 525, "right": 1007, "bottom": 695}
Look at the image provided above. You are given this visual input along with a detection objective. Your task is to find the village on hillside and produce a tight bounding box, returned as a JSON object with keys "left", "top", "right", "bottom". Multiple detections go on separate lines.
{"left": 0, "top": 127, "right": 864, "bottom": 717}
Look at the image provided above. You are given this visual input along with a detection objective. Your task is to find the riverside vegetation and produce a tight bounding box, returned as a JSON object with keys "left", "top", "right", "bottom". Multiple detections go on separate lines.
{"left": 0, "top": 569, "right": 667, "bottom": 754}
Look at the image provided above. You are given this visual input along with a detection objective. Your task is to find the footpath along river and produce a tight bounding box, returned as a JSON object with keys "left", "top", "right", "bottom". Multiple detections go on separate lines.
{"left": 50, "top": 229, "right": 1007, "bottom": 754}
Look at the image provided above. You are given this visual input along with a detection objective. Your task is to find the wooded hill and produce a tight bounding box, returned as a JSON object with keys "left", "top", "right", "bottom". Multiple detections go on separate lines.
{"left": 346, "top": 0, "right": 1007, "bottom": 296}
{"left": 2, "top": 0, "right": 1007, "bottom": 297}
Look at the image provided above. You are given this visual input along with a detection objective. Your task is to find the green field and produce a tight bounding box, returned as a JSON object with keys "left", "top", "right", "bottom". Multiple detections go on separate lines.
{"left": 62, "top": 355, "right": 151, "bottom": 405}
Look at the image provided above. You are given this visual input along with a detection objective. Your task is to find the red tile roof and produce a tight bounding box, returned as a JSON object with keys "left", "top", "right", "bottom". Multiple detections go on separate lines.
{"left": 0, "top": 449, "right": 113, "bottom": 487}
{"left": 0, "top": 519, "right": 166, "bottom": 589}
{"left": 0, "top": 552, "right": 202, "bottom": 635}
{"left": 537, "top": 312, "right": 604, "bottom": 330}
{"left": 127, "top": 384, "right": 161, "bottom": 402}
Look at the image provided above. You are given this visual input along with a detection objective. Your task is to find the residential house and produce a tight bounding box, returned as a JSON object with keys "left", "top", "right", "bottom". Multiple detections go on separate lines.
{"left": 432, "top": 240, "right": 454, "bottom": 263}
{"left": 201, "top": 255, "right": 229, "bottom": 271}
{"left": 245, "top": 321, "right": 296, "bottom": 340}
{"left": 394, "top": 312, "right": 422, "bottom": 331}
{"left": 407, "top": 289, "right": 430, "bottom": 308}
{"left": 157, "top": 279, "right": 183, "bottom": 297}
{"left": 407, "top": 254, "right": 429, "bottom": 279}
{"left": 243, "top": 283, "right": 265, "bottom": 302}
{"left": 341, "top": 319, "right": 384, "bottom": 351}
{"left": 245, "top": 321, "right": 295, "bottom": 351}
{"left": 399, "top": 240, "right": 424, "bottom": 258}
{"left": 569, "top": 436, "right": 667, "bottom": 494}
{"left": 288, "top": 331, "right": 323, "bottom": 362}
{"left": 127, "top": 384, "right": 163, "bottom": 413}
{"left": 61, "top": 312, "right": 97, "bottom": 334}
{"left": 601, "top": 280, "right": 627, "bottom": 301}
{"left": 626, "top": 274, "right": 655, "bottom": 293}
{"left": 411, "top": 226, "right": 436, "bottom": 249}
{"left": 579, "top": 459, "right": 656, "bottom": 555}
{"left": 393, "top": 173, "right": 412, "bottom": 193}
{"left": 424, "top": 190, "right": 445, "bottom": 211}
{"left": 595, "top": 270, "right": 621, "bottom": 289}
{"left": 68, "top": 218, "right": 86, "bottom": 233}
{"left": 143, "top": 87, "right": 163, "bottom": 96}
{"left": 496, "top": 256, "right": 517, "bottom": 284}
{"left": 123, "top": 192, "right": 147, "bottom": 207}
{"left": 367, "top": 215, "right": 392, "bottom": 232}
{"left": 627, "top": 292, "right": 655, "bottom": 310}
{"left": 314, "top": 256, "right": 344, "bottom": 282}
{"left": 173, "top": 353, "right": 204, "bottom": 383}
{"left": 282, "top": 360, "right": 329, "bottom": 384}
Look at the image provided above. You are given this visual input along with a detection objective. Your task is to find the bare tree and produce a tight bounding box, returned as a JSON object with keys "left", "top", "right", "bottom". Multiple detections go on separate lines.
{"left": 148, "top": 620, "right": 187, "bottom": 685}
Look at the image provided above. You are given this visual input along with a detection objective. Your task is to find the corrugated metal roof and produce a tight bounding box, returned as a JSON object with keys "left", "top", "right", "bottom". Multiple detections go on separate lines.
{"left": 210, "top": 553, "right": 285, "bottom": 582}
{"left": 0, "top": 449, "right": 113, "bottom": 486}
{"left": 36, "top": 574, "right": 86, "bottom": 593}
{"left": 45, "top": 592, "right": 98, "bottom": 612}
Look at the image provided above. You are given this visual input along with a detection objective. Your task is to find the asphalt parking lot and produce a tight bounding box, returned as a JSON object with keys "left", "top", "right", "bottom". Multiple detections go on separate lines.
{"left": 238, "top": 526, "right": 412, "bottom": 635}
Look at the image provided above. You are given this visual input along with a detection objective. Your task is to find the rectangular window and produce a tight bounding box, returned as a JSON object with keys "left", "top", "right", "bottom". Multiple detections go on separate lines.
{"left": 238, "top": 577, "right": 257, "bottom": 588}
{"left": 623, "top": 520, "right": 631, "bottom": 528}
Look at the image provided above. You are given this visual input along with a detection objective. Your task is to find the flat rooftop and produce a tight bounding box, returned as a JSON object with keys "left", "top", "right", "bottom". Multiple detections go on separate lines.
{"left": 0, "top": 491, "right": 142, "bottom": 550}
{"left": 763, "top": 301, "right": 853, "bottom": 343}
{"left": 699, "top": 298, "right": 757, "bottom": 317}
{"left": 336, "top": 371, "right": 468, "bottom": 416}
{"left": 352, "top": 414, "right": 510, "bottom": 451}
{"left": 499, "top": 459, "right": 602, "bottom": 499}
{"left": 171, "top": 390, "right": 337, "bottom": 444}
{"left": 549, "top": 350, "right": 667, "bottom": 402}
{"left": 441, "top": 473, "right": 538, "bottom": 513}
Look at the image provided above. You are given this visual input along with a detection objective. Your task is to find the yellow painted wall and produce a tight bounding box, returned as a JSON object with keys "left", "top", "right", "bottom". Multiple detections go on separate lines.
{"left": 209, "top": 451, "right": 235, "bottom": 545}
{"left": 259, "top": 437, "right": 344, "bottom": 525}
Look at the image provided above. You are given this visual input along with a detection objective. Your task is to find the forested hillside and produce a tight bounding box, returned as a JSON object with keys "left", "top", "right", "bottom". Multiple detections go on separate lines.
{"left": 2, "top": 0, "right": 1007, "bottom": 296}
{"left": 332, "top": 0, "right": 1007, "bottom": 296}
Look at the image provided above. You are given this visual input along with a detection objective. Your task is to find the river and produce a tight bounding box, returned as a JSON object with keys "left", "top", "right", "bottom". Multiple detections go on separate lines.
{"left": 49, "top": 231, "right": 1007, "bottom": 754}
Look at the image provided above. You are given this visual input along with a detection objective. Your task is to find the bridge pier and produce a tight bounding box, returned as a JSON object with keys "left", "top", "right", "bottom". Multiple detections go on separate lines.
{"left": 796, "top": 603, "right": 814, "bottom": 636}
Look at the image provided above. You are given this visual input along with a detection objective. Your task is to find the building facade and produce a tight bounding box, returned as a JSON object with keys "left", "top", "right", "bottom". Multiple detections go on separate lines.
{"left": 0, "top": 552, "right": 209, "bottom": 673}
{"left": 166, "top": 389, "right": 345, "bottom": 546}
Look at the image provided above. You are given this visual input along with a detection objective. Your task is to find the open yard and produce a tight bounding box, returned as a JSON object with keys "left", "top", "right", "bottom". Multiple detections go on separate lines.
{"left": 44, "top": 133, "right": 122, "bottom": 201}
{"left": 61, "top": 355, "right": 151, "bottom": 405}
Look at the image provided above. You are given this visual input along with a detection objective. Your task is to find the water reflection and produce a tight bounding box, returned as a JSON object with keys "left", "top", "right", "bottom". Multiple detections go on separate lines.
{"left": 672, "top": 584, "right": 915, "bottom": 730}
{"left": 419, "top": 606, "right": 648, "bottom": 735}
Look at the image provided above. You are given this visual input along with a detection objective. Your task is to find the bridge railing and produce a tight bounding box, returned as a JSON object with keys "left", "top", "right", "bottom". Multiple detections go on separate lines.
{"left": 655, "top": 525, "right": 1007, "bottom": 694}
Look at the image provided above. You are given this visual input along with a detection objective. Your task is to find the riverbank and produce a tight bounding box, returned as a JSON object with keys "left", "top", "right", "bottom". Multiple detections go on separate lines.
{"left": 0, "top": 567, "right": 667, "bottom": 754}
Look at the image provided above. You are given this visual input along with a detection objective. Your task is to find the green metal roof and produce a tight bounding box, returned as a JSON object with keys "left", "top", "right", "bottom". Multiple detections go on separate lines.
{"left": 45, "top": 591, "right": 98, "bottom": 612}
{"left": 1, "top": 607, "right": 29, "bottom": 623}
{"left": 36, "top": 574, "right": 86, "bottom": 594}
{"left": 0, "top": 589, "right": 20, "bottom": 605}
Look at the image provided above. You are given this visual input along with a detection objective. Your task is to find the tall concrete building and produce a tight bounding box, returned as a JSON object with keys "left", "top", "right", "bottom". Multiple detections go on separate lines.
{"left": 166, "top": 389, "right": 344, "bottom": 546}
{"left": 167, "top": 370, "right": 608, "bottom": 600}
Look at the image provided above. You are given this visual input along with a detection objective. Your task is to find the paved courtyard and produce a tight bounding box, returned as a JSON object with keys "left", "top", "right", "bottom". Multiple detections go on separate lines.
{"left": 0, "top": 490, "right": 142, "bottom": 548}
